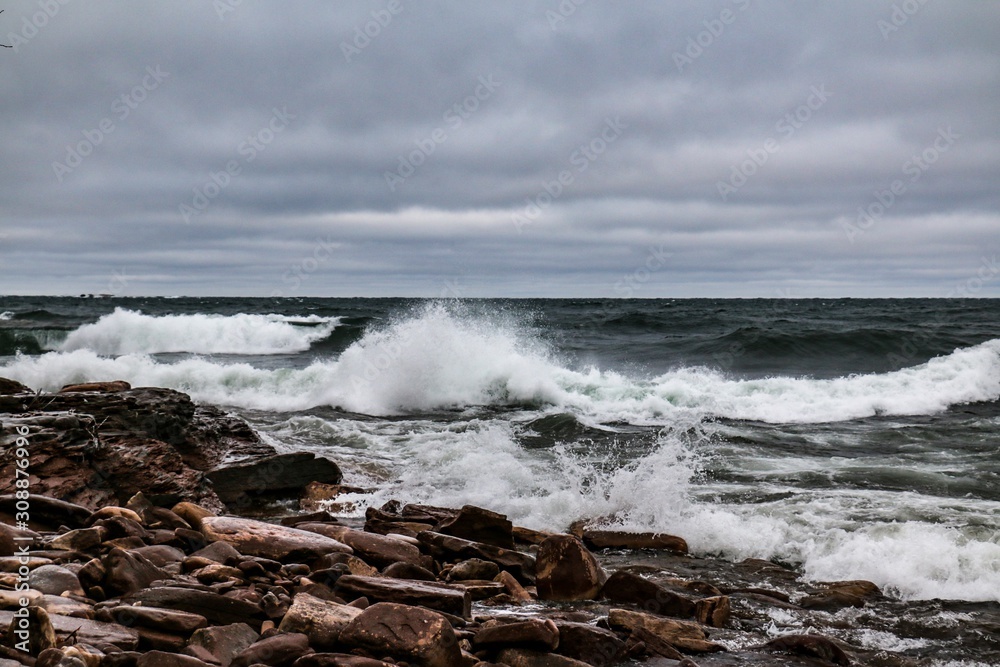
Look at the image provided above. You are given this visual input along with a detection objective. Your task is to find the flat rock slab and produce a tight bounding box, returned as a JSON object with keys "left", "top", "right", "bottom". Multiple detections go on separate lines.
{"left": 607, "top": 608, "right": 725, "bottom": 654}
{"left": 0, "top": 609, "right": 139, "bottom": 650}
{"left": 339, "top": 602, "right": 463, "bottom": 667}
{"left": 297, "top": 523, "right": 427, "bottom": 569}
{"left": 207, "top": 452, "right": 342, "bottom": 503}
{"left": 125, "top": 586, "right": 264, "bottom": 630}
{"left": 105, "top": 605, "right": 209, "bottom": 633}
{"left": 335, "top": 574, "right": 472, "bottom": 619}
{"left": 200, "top": 516, "right": 352, "bottom": 562}
{"left": 582, "top": 529, "right": 688, "bottom": 553}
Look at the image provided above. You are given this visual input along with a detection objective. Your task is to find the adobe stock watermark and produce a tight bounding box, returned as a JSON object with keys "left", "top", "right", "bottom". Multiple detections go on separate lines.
{"left": 213, "top": 0, "right": 243, "bottom": 21}
{"left": 716, "top": 84, "right": 830, "bottom": 201}
{"left": 878, "top": 0, "right": 930, "bottom": 39}
{"left": 341, "top": 0, "right": 404, "bottom": 63}
{"left": 511, "top": 116, "right": 627, "bottom": 232}
{"left": 546, "top": 0, "right": 588, "bottom": 30}
{"left": 4, "top": 0, "right": 72, "bottom": 52}
{"left": 384, "top": 74, "right": 501, "bottom": 192}
{"left": 673, "top": 0, "right": 751, "bottom": 73}
{"left": 271, "top": 236, "right": 339, "bottom": 298}
{"left": 839, "top": 126, "right": 959, "bottom": 243}
{"left": 179, "top": 107, "right": 296, "bottom": 224}
{"left": 52, "top": 66, "right": 170, "bottom": 183}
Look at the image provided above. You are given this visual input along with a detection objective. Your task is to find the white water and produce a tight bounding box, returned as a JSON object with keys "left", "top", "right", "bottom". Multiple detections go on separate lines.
{"left": 56, "top": 308, "right": 339, "bottom": 355}
{"left": 0, "top": 311, "right": 13, "bottom": 321}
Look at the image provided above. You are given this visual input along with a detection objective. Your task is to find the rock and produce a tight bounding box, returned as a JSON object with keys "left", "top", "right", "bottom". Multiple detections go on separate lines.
{"left": 131, "top": 545, "right": 187, "bottom": 567}
{"left": 435, "top": 505, "right": 514, "bottom": 549}
{"left": 4, "top": 605, "right": 57, "bottom": 656}
{"left": 450, "top": 580, "right": 505, "bottom": 601}
{"left": 296, "top": 523, "right": 427, "bottom": 569}
{"left": 125, "top": 587, "right": 263, "bottom": 629}
{"left": 104, "top": 606, "right": 208, "bottom": 634}
{"left": 0, "top": 378, "right": 32, "bottom": 394}
{"left": 49, "top": 528, "right": 104, "bottom": 552}
{"left": 416, "top": 531, "right": 535, "bottom": 583}
{"left": 495, "top": 650, "right": 591, "bottom": 667}
{"left": 59, "top": 381, "right": 132, "bottom": 393}
{"left": 87, "top": 506, "right": 144, "bottom": 525}
{"left": 230, "top": 633, "right": 313, "bottom": 667}
{"left": 137, "top": 652, "right": 215, "bottom": 667}
{"left": 103, "top": 548, "right": 169, "bottom": 596}
{"left": 599, "top": 571, "right": 694, "bottom": 618}
{"left": 512, "top": 525, "right": 553, "bottom": 546}
{"left": 693, "top": 596, "right": 730, "bottom": 628}
{"left": 581, "top": 529, "right": 687, "bottom": 553}
{"left": 335, "top": 575, "right": 472, "bottom": 619}
{"left": 0, "top": 609, "right": 139, "bottom": 650}
{"left": 552, "top": 621, "right": 625, "bottom": 667}
{"left": 535, "top": 535, "right": 606, "bottom": 601}
{"left": 28, "top": 564, "right": 84, "bottom": 596}
{"left": 760, "top": 634, "right": 851, "bottom": 666}
{"left": 0, "top": 493, "right": 92, "bottom": 528}
{"left": 447, "top": 559, "right": 500, "bottom": 582}
{"left": 607, "top": 609, "right": 724, "bottom": 654}
{"left": 383, "top": 562, "right": 437, "bottom": 581}
{"left": 192, "top": 563, "right": 244, "bottom": 585}
{"left": 171, "top": 503, "right": 216, "bottom": 530}
{"left": 135, "top": 626, "right": 189, "bottom": 652}
{"left": 494, "top": 571, "right": 533, "bottom": 603}
{"left": 312, "top": 553, "right": 378, "bottom": 578}
{"left": 473, "top": 619, "right": 559, "bottom": 651}
{"left": 339, "top": 602, "right": 463, "bottom": 667}
{"left": 184, "top": 624, "right": 260, "bottom": 667}
{"left": 277, "top": 593, "right": 362, "bottom": 649}
{"left": 292, "top": 655, "right": 395, "bottom": 667}
{"left": 206, "top": 453, "right": 342, "bottom": 506}
{"left": 199, "top": 516, "right": 352, "bottom": 562}
{"left": 191, "top": 540, "right": 243, "bottom": 564}
{"left": 37, "top": 594, "right": 92, "bottom": 620}
{"left": 800, "top": 580, "right": 881, "bottom": 611}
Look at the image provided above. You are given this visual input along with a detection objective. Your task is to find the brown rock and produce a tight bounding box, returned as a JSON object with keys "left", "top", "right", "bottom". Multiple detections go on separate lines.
{"left": 581, "top": 530, "right": 687, "bottom": 553}
{"left": 200, "top": 516, "right": 352, "bottom": 562}
{"left": 495, "top": 649, "right": 591, "bottom": 667}
{"left": 473, "top": 619, "right": 559, "bottom": 651}
{"left": 104, "top": 605, "right": 208, "bottom": 634}
{"left": 296, "top": 523, "right": 427, "bottom": 569}
{"left": 292, "top": 655, "right": 395, "bottom": 667}
{"left": 37, "top": 594, "right": 94, "bottom": 619}
{"left": 335, "top": 575, "right": 471, "bottom": 619}
{"left": 450, "top": 580, "right": 505, "bottom": 601}
{"left": 761, "top": 634, "right": 851, "bottom": 666}
{"left": 416, "top": 531, "right": 535, "bottom": 583}
{"left": 135, "top": 626, "right": 189, "bottom": 652}
{"left": 230, "top": 633, "right": 313, "bottom": 667}
{"left": 131, "top": 545, "right": 187, "bottom": 567}
{"left": 28, "top": 565, "right": 84, "bottom": 596}
{"left": 0, "top": 609, "right": 139, "bottom": 650}
{"left": 383, "top": 562, "right": 437, "bottom": 581}
{"left": 190, "top": 540, "right": 243, "bottom": 564}
{"left": 552, "top": 621, "right": 625, "bottom": 667}
{"left": 206, "top": 452, "right": 342, "bottom": 506}
{"left": 0, "top": 377, "right": 32, "bottom": 394}
{"left": 102, "top": 548, "right": 169, "bottom": 596}
{"left": 4, "top": 605, "right": 57, "bottom": 656}
{"left": 87, "top": 506, "right": 144, "bottom": 525}
{"left": 185, "top": 624, "right": 260, "bottom": 667}
{"left": 137, "top": 652, "right": 215, "bottom": 667}
{"left": 171, "top": 502, "right": 216, "bottom": 530}
{"left": 607, "top": 609, "right": 724, "bottom": 653}
{"left": 800, "top": 589, "right": 865, "bottom": 611}
{"left": 59, "top": 381, "right": 132, "bottom": 393}
{"left": 535, "top": 535, "right": 606, "bottom": 602}
{"left": 600, "top": 571, "right": 694, "bottom": 617}
{"left": 48, "top": 527, "right": 104, "bottom": 549}
{"left": 125, "top": 587, "right": 263, "bottom": 629}
{"left": 339, "top": 602, "right": 463, "bottom": 667}
{"left": 494, "top": 571, "right": 533, "bottom": 603}
{"left": 446, "top": 559, "right": 500, "bottom": 582}
{"left": 511, "top": 526, "right": 552, "bottom": 546}
{"left": 435, "top": 505, "right": 514, "bottom": 549}
{"left": 277, "top": 593, "right": 362, "bottom": 649}
{"left": 693, "top": 596, "right": 730, "bottom": 628}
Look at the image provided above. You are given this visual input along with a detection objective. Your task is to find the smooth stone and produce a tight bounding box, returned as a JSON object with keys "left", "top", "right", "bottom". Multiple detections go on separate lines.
{"left": 339, "top": 602, "right": 463, "bottom": 667}
{"left": 473, "top": 619, "right": 559, "bottom": 651}
{"left": 416, "top": 531, "right": 535, "bottom": 583}
{"left": 277, "top": 593, "right": 362, "bottom": 649}
{"left": 199, "top": 516, "right": 352, "bottom": 562}
{"left": 50, "top": 528, "right": 104, "bottom": 552}
{"left": 0, "top": 609, "right": 138, "bottom": 650}
{"left": 137, "top": 652, "right": 214, "bottom": 667}
{"left": 535, "top": 535, "right": 606, "bottom": 601}
{"left": 190, "top": 540, "right": 243, "bottom": 564}
{"left": 131, "top": 545, "right": 187, "bottom": 567}
{"left": 760, "top": 634, "right": 851, "bottom": 666}
{"left": 230, "top": 633, "right": 313, "bottom": 667}
{"left": 382, "top": 561, "right": 436, "bottom": 581}
{"left": 125, "top": 587, "right": 263, "bottom": 630}
{"left": 446, "top": 558, "right": 500, "bottom": 582}
{"left": 296, "top": 523, "right": 427, "bottom": 569}
{"left": 87, "top": 506, "right": 143, "bottom": 525}
{"left": 552, "top": 621, "right": 625, "bottom": 667}
{"left": 38, "top": 595, "right": 94, "bottom": 619}
{"left": 28, "top": 564, "right": 85, "bottom": 596}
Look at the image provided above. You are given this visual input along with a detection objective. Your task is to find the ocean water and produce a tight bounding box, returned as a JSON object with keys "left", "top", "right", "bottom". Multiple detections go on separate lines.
{"left": 1, "top": 296, "right": 999, "bottom": 605}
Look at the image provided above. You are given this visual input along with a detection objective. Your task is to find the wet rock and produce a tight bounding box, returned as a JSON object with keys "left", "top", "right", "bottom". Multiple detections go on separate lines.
{"left": 125, "top": 587, "right": 263, "bottom": 629}
{"left": 760, "top": 634, "right": 851, "bottom": 666}
{"left": 95, "top": 515, "right": 150, "bottom": 541}
{"left": 296, "top": 523, "right": 427, "bottom": 569}
{"left": 199, "top": 516, "right": 352, "bottom": 562}
{"left": 36, "top": 647, "right": 85, "bottom": 667}
{"left": 0, "top": 493, "right": 92, "bottom": 529}
{"left": 435, "top": 505, "right": 514, "bottom": 549}
{"left": 103, "top": 606, "right": 209, "bottom": 634}
{"left": 135, "top": 626, "right": 189, "bottom": 652}
{"left": 0, "top": 609, "right": 139, "bottom": 650}
{"left": 383, "top": 561, "right": 437, "bottom": 581}
{"left": 581, "top": 529, "right": 687, "bottom": 553}
{"left": 800, "top": 589, "right": 866, "bottom": 611}
{"left": 494, "top": 571, "right": 533, "bottom": 603}
{"left": 292, "top": 655, "right": 395, "bottom": 667}
{"left": 171, "top": 503, "right": 215, "bottom": 530}
{"left": 417, "top": 531, "right": 535, "bottom": 583}
{"left": 88, "top": 506, "right": 144, "bottom": 525}
{"left": 339, "top": 602, "right": 463, "bottom": 667}
{"left": 335, "top": 574, "right": 472, "bottom": 619}
{"left": 535, "top": 535, "right": 606, "bottom": 602}
{"left": 552, "top": 621, "right": 624, "bottom": 667}
{"left": 28, "top": 564, "right": 84, "bottom": 596}
{"left": 230, "top": 633, "right": 313, "bottom": 667}
{"left": 131, "top": 545, "right": 187, "bottom": 567}
{"left": 446, "top": 559, "right": 500, "bottom": 582}
{"left": 0, "top": 378, "right": 32, "bottom": 394}
{"left": 450, "top": 580, "right": 505, "bottom": 601}
{"left": 190, "top": 540, "right": 243, "bottom": 565}
{"left": 473, "top": 619, "right": 559, "bottom": 652}
{"left": 599, "top": 571, "right": 694, "bottom": 617}
{"left": 37, "top": 594, "right": 94, "bottom": 619}
{"left": 103, "top": 548, "right": 169, "bottom": 596}
{"left": 277, "top": 593, "right": 362, "bottom": 649}
{"left": 693, "top": 596, "right": 730, "bottom": 628}
{"left": 184, "top": 624, "right": 260, "bottom": 667}
{"left": 607, "top": 608, "right": 724, "bottom": 654}
{"left": 495, "top": 649, "right": 590, "bottom": 667}
{"left": 4, "top": 605, "right": 57, "bottom": 656}
{"left": 59, "top": 381, "right": 132, "bottom": 393}
{"left": 312, "top": 553, "right": 378, "bottom": 578}
{"left": 137, "top": 652, "right": 215, "bottom": 667}
{"left": 207, "top": 452, "right": 342, "bottom": 507}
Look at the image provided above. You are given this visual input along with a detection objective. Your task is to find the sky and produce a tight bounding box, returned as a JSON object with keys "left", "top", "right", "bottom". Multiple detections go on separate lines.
{"left": 1, "top": 1, "right": 998, "bottom": 298}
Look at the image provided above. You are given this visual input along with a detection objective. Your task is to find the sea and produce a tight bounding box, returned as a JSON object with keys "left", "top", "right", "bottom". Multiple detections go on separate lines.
{"left": 1, "top": 296, "right": 998, "bottom": 613}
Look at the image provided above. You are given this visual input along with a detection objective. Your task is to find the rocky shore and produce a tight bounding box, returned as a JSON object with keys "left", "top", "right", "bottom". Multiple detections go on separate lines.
{"left": 0, "top": 381, "right": 996, "bottom": 667}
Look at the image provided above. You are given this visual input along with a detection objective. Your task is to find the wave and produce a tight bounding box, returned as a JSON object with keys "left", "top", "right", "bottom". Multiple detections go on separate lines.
{"left": 56, "top": 308, "right": 341, "bottom": 355}
{"left": 2, "top": 303, "right": 998, "bottom": 421}
{"left": 0, "top": 311, "right": 13, "bottom": 321}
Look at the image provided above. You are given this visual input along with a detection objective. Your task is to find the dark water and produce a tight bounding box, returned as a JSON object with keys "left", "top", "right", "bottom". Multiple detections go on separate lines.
{"left": 1, "top": 296, "right": 999, "bottom": 621}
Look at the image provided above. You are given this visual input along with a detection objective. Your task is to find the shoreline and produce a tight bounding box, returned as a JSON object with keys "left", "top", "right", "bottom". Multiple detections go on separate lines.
{"left": 1, "top": 380, "right": 997, "bottom": 667}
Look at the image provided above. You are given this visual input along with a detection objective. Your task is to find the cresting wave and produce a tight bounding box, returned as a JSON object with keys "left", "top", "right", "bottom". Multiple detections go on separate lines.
{"left": 3, "top": 304, "right": 998, "bottom": 422}
{"left": 56, "top": 308, "right": 341, "bottom": 355}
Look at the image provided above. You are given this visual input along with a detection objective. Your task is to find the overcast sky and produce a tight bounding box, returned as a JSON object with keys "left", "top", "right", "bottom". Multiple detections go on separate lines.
{"left": 1, "top": 1, "right": 998, "bottom": 298}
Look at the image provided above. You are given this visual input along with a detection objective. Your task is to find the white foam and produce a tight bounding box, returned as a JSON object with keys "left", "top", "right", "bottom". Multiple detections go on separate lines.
{"left": 0, "top": 311, "right": 13, "bottom": 321}
{"left": 56, "top": 308, "right": 340, "bottom": 355}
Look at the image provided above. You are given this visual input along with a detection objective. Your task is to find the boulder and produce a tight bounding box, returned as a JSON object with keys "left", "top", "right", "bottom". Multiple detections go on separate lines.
{"left": 535, "top": 535, "right": 606, "bottom": 601}
{"left": 446, "top": 558, "right": 500, "bottom": 582}
{"left": 184, "top": 624, "right": 260, "bottom": 667}
{"left": 339, "top": 602, "right": 463, "bottom": 667}
{"left": 694, "top": 596, "right": 730, "bottom": 627}
{"left": 494, "top": 571, "right": 533, "bottom": 602}
{"left": 206, "top": 453, "right": 342, "bottom": 506}
{"left": 277, "top": 593, "right": 362, "bottom": 649}
{"left": 87, "top": 506, "right": 144, "bottom": 525}
{"left": 600, "top": 571, "right": 694, "bottom": 617}
{"left": 473, "top": 619, "right": 559, "bottom": 651}
{"left": 4, "top": 605, "right": 57, "bottom": 656}
{"left": 416, "top": 531, "right": 535, "bottom": 583}
{"left": 552, "top": 621, "right": 625, "bottom": 667}
{"left": 102, "top": 548, "right": 169, "bottom": 596}
{"left": 171, "top": 502, "right": 215, "bottom": 530}
{"left": 335, "top": 575, "right": 471, "bottom": 619}
{"left": 296, "top": 523, "right": 427, "bottom": 569}
{"left": 230, "top": 633, "right": 313, "bottom": 667}
{"left": 607, "top": 609, "right": 724, "bottom": 654}
{"left": 28, "top": 565, "right": 84, "bottom": 596}
{"left": 760, "top": 634, "right": 851, "bottom": 666}
{"left": 199, "top": 516, "right": 352, "bottom": 562}
{"left": 581, "top": 529, "right": 687, "bottom": 553}
{"left": 435, "top": 505, "right": 514, "bottom": 549}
